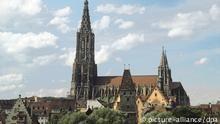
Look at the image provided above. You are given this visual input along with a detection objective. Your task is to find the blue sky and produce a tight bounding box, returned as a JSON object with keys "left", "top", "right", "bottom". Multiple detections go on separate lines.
{"left": 0, "top": 0, "right": 220, "bottom": 106}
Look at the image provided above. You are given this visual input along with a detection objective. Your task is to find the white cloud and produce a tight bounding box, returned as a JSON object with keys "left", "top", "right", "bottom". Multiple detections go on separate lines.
{"left": 54, "top": 6, "right": 71, "bottom": 17}
{"left": 95, "top": 33, "right": 144, "bottom": 64}
{"left": 210, "top": 4, "right": 220, "bottom": 20}
{"left": 0, "top": 0, "right": 43, "bottom": 17}
{"left": 49, "top": 6, "right": 72, "bottom": 33}
{"left": 112, "top": 33, "right": 144, "bottom": 50}
{"left": 115, "top": 57, "right": 123, "bottom": 63}
{"left": 0, "top": 73, "right": 24, "bottom": 92}
{"left": 59, "top": 48, "right": 75, "bottom": 66}
{"left": 95, "top": 45, "right": 111, "bottom": 64}
{"left": 0, "top": 32, "right": 58, "bottom": 53}
{"left": 115, "top": 19, "right": 134, "bottom": 29}
{"left": 158, "top": 11, "right": 209, "bottom": 38}
{"left": 93, "top": 16, "right": 111, "bottom": 30}
{"left": 26, "top": 88, "right": 68, "bottom": 97}
{"left": 157, "top": 4, "right": 220, "bottom": 38}
{"left": 29, "top": 54, "right": 57, "bottom": 67}
{"left": 96, "top": 4, "right": 145, "bottom": 15}
{"left": 195, "top": 57, "right": 208, "bottom": 65}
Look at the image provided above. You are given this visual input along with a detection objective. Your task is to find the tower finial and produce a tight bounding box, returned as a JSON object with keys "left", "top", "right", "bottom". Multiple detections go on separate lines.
{"left": 160, "top": 46, "right": 169, "bottom": 67}
{"left": 162, "top": 46, "right": 165, "bottom": 55}
{"left": 84, "top": 0, "right": 88, "bottom": 5}
{"left": 80, "top": 0, "right": 91, "bottom": 31}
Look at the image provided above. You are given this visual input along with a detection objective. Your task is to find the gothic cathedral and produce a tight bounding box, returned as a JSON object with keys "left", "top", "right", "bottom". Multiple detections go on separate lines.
{"left": 70, "top": 0, "right": 190, "bottom": 123}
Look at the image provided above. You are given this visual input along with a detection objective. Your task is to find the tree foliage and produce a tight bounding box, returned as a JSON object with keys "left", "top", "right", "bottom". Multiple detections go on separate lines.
{"left": 58, "top": 112, "right": 88, "bottom": 124}
{"left": 172, "top": 106, "right": 204, "bottom": 118}
{"left": 87, "top": 108, "right": 125, "bottom": 124}
{"left": 57, "top": 108, "right": 125, "bottom": 124}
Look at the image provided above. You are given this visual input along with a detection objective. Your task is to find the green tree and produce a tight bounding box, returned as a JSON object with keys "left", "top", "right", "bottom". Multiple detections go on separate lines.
{"left": 58, "top": 112, "right": 88, "bottom": 124}
{"left": 57, "top": 108, "right": 125, "bottom": 124}
{"left": 87, "top": 108, "right": 125, "bottom": 124}
{"left": 172, "top": 106, "right": 204, "bottom": 118}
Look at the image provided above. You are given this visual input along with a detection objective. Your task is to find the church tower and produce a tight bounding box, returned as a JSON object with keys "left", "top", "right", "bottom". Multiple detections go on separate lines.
{"left": 119, "top": 69, "right": 137, "bottom": 124}
{"left": 157, "top": 47, "right": 172, "bottom": 97}
{"left": 70, "top": 0, "right": 97, "bottom": 100}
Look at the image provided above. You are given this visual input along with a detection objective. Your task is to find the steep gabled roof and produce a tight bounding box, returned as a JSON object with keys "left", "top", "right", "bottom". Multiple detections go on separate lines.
{"left": 146, "top": 86, "right": 169, "bottom": 104}
{"left": 119, "top": 69, "right": 136, "bottom": 91}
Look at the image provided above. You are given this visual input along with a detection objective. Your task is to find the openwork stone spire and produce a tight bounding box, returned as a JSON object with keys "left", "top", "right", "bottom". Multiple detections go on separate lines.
{"left": 160, "top": 47, "right": 169, "bottom": 68}
{"left": 80, "top": 0, "right": 91, "bottom": 32}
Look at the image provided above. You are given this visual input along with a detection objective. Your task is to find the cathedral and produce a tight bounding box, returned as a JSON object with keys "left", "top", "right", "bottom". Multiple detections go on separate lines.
{"left": 70, "top": 0, "right": 190, "bottom": 123}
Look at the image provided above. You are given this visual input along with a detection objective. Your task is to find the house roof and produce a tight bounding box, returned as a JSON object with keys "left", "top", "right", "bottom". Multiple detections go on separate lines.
{"left": 0, "top": 100, "right": 16, "bottom": 110}
{"left": 120, "top": 69, "right": 136, "bottom": 91}
{"left": 171, "top": 82, "right": 182, "bottom": 90}
{"left": 96, "top": 75, "right": 158, "bottom": 87}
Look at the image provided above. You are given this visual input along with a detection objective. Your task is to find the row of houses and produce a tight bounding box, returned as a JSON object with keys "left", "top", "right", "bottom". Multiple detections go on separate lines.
{"left": 0, "top": 95, "right": 75, "bottom": 124}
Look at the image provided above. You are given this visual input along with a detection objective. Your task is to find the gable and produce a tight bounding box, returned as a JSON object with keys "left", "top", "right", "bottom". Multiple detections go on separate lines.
{"left": 146, "top": 87, "right": 168, "bottom": 106}
{"left": 6, "top": 97, "right": 32, "bottom": 124}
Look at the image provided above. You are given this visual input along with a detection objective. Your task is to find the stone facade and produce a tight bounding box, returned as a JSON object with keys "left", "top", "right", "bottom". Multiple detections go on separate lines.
{"left": 118, "top": 69, "right": 137, "bottom": 124}
{"left": 70, "top": 0, "right": 97, "bottom": 100}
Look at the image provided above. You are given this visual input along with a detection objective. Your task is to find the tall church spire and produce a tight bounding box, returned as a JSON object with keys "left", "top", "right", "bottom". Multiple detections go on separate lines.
{"left": 160, "top": 47, "right": 169, "bottom": 68}
{"left": 158, "top": 47, "right": 172, "bottom": 97}
{"left": 70, "top": 0, "right": 97, "bottom": 100}
{"left": 80, "top": 0, "right": 91, "bottom": 32}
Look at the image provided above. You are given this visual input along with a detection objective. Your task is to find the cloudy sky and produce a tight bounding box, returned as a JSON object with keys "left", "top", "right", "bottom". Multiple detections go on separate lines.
{"left": 0, "top": 0, "right": 219, "bottom": 105}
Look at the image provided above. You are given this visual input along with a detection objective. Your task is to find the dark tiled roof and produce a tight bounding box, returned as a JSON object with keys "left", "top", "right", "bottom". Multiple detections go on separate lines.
{"left": 120, "top": 69, "right": 136, "bottom": 91}
{"left": 0, "top": 100, "right": 16, "bottom": 110}
{"left": 30, "top": 98, "right": 75, "bottom": 116}
{"left": 96, "top": 75, "right": 158, "bottom": 87}
{"left": 171, "top": 82, "right": 182, "bottom": 90}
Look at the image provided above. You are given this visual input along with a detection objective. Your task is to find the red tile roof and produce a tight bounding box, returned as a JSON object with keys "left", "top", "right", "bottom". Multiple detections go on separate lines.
{"left": 96, "top": 75, "right": 158, "bottom": 87}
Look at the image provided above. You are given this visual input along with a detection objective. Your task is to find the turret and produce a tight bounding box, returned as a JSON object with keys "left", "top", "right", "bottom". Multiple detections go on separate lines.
{"left": 119, "top": 69, "right": 137, "bottom": 124}
{"left": 158, "top": 47, "right": 172, "bottom": 97}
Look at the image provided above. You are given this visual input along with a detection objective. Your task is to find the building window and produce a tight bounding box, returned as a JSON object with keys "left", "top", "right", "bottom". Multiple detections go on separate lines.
{"left": 127, "top": 105, "right": 130, "bottom": 109}
{"left": 127, "top": 97, "right": 129, "bottom": 102}
{"left": 155, "top": 93, "right": 157, "bottom": 97}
